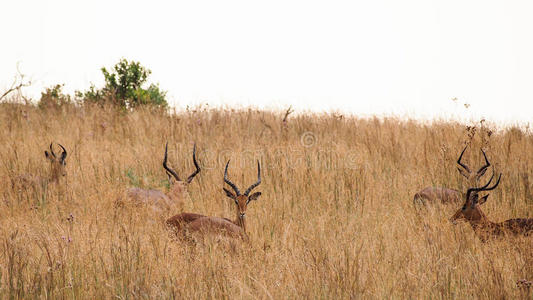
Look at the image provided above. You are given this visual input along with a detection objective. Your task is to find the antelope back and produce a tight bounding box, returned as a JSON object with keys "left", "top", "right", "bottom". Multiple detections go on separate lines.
{"left": 188, "top": 217, "right": 246, "bottom": 237}
{"left": 123, "top": 187, "right": 186, "bottom": 213}
{"left": 10, "top": 173, "right": 43, "bottom": 191}
{"left": 413, "top": 187, "right": 462, "bottom": 206}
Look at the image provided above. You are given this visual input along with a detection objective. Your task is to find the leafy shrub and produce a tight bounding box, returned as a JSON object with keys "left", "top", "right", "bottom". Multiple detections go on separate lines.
{"left": 76, "top": 58, "right": 168, "bottom": 109}
{"left": 37, "top": 84, "right": 73, "bottom": 110}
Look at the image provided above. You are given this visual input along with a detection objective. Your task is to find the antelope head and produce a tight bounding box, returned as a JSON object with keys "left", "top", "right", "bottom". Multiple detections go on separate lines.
{"left": 223, "top": 160, "right": 262, "bottom": 232}
{"left": 456, "top": 145, "right": 491, "bottom": 185}
{"left": 162, "top": 142, "right": 201, "bottom": 199}
{"left": 450, "top": 170, "right": 501, "bottom": 225}
{"left": 44, "top": 143, "right": 68, "bottom": 182}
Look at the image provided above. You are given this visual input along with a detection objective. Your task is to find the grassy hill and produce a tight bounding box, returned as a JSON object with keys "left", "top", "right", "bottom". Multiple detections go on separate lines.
{"left": 0, "top": 101, "right": 531, "bottom": 298}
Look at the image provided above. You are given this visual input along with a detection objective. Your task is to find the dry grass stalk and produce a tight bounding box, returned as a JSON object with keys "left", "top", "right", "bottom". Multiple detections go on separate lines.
{"left": 0, "top": 100, "right": 532, "bottom": 298}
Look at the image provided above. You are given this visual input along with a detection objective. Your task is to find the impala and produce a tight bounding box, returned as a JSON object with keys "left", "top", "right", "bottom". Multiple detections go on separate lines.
{"left": 121, "top": 143, "right": 200, "bottom": 212}
{"left": 450, "top": 172, "right": 533, "bottom": 242}
{"left": 11, "top": 143, "right": 68, "bottom": 190}
{"left": 166, "top": 160, "right": 262, "bottom": 238}
{"left": 413, "top": 145, "right": 490, "bottom": 206}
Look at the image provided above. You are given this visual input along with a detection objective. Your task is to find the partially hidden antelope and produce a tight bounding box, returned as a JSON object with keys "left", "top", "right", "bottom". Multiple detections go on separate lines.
{"left": 413, "top": 145, "right": 491, "bottom": 206}
{"left": 450, "top": 172, "right": 533, "bottom": 242}
{"left": 11, "top": 143, "right": 68, "bottom": 190}
{"left": 120, "top": 143, "right": 200, "bottom": 212}
{"left": 166, "top": 160, "right": 262, "bottom": 238}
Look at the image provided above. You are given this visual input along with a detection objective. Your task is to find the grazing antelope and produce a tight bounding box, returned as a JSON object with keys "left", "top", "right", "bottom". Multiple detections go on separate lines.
{"left": 166, "top": 160, "right": 262, "bottom": 238}
{"left": 11, "top": 143, "right": 68, "bottom": 190}
{"left": 121, "top": 143, "right": 200, "bottom": 212}
{"left": 450, "top": 172, "right": 533, "bottom": 242}
{"left": 413, "top": 145, "right": 491, "bottom": 206}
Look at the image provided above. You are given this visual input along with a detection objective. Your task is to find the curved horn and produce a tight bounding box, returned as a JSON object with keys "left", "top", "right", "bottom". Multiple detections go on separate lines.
{"left": 186, "top": 143, "right": 201, "bottom": 184}
{"left": 49, "top": 143, "right": 57, "bottom": 158}
{"left": 476, "top": 148, "right": 491, "bottom": 175}
{"left": 481, "top": 173, "right": 501, "bottom": 192}
{"left": 244, "top": 160, "right": 261, "bottom": 196}
{"left": 457, "top": 145, "right": 471, "bottom": 174}
{"left": 58, "top": 143, "right": 67, "bottom": 161}
{"left": 465, "top": 170, "right": 501, "bottom": 202}
{"left": 224, "top": 160, "right": 241, "bottom": 196}
{"left": 163, "top": 142, "right": 181, "bottom": 181}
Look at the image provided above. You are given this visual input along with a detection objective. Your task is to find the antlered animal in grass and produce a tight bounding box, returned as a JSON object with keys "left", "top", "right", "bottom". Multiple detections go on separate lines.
{"left": 450, "top": 172, "right": 533, "bottom": 242}
{"left": 119, "top": 143, "right": 200, "bottom": 212}
{"left": 166, "top": 160, "right": 262, "bottom": 239}
{"left": 11, "top": 143, "right": 68, "bottom": 191}
{"left": 413, "top": 145, "right": 490, "bottom": 206}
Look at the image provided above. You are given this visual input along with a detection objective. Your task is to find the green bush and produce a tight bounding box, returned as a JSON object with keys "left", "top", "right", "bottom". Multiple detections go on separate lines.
{"left": 38, "top": 84, "right": 73, "bottom": 110}
{"left": 76, "top": 58, "right": 168, "bottom": 109}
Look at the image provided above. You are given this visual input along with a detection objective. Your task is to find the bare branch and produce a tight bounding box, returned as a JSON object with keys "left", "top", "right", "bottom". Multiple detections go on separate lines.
{"left": 282, "top": 106, "right": 294, "bottom": 123}
{"left": 0, "top": 64, "right": 32, "bottom": 102}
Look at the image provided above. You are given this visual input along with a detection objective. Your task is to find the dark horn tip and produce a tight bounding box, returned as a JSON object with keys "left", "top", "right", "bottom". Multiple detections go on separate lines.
{"left": 460, "top": 145, "right": 468, "bottom": 154}
{"left": 49, "top": 142, "right": 56, "bottom": 157}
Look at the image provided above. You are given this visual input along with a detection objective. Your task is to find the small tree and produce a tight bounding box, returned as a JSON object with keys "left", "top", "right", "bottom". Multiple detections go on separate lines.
{"left": 38, "top": 84, "right": 73, "bottom": 110}
{"left": 77, "top": 58, "right": 168, "bottom": 109}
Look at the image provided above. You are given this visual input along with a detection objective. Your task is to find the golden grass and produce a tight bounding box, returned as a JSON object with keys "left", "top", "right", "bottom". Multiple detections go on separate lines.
{"left": 0, "top": 101, "right": 532, "bottom": 299}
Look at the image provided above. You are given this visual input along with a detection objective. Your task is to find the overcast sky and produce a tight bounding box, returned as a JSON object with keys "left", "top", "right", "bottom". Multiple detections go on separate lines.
{"left": 1, "top": 0, "right": 532, "bottom": 125}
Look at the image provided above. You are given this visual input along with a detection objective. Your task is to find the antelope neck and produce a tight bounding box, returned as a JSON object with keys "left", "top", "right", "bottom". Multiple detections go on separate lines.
{"left": 234, "top": 215, "right": 246, "bottom": 232}
{"left": 467, "top": 210, "right": 497, "bottom": 232}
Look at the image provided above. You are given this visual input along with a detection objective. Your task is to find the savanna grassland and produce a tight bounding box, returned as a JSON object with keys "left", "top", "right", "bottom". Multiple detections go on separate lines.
{"left": 0, "top": 101, "right": 532, "bottom": 299}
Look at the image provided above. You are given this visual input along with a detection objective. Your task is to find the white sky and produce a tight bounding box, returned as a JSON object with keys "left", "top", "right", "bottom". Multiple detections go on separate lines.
{"left": 1, "top": 0, "right": 533, "bottom": 125}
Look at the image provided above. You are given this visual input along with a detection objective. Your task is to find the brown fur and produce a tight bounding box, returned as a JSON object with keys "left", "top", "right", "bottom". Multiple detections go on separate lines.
{"left": 413, "top": 187, "right": 462, "bottom": 205}
{"left": 166, "top": 160, "right": 261, "bottom": 239}
{"left": 451, "top": 173, "right": 533, "bottom": 242}
{"left": 165, "top": 212, "right": 208, "bottom": 231}
{"left": 187, "top": 216, "right": 245, "bottom": 237}
{"left": 121, "top": 182, "right": 190, "bottom": 212}
{"left": 165, "top": 195, "right": 257, "bottom": 239}
{"left": 450, "top": 200, "right": 533, "bottom": 242}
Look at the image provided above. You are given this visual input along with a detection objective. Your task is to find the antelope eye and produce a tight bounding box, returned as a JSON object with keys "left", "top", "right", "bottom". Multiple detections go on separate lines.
{"left": 462, "top": 205, "right": 467, "bottom": 210}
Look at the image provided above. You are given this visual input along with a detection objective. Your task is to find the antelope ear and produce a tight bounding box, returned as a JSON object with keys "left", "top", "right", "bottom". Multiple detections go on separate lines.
{"left": 248, "top": 192, "right": 261, "bottom": 201}
{"left": 223, "top": 187, "right": 236, "bottom": 199}
{"left": 478, "top": 194, "right": 489, "bottom": 205}
{"left": 457, "top": 167, "right": 470, "bottom": 179}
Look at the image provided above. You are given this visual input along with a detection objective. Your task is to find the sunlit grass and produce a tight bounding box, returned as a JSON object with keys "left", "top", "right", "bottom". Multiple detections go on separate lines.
{"left": 0, "top": 101, "right": 531, "bottom": 298}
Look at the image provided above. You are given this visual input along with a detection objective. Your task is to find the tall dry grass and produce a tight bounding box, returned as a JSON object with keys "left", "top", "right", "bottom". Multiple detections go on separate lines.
{"left": 0, "top": 101, "right": 532, "bottom": 299}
